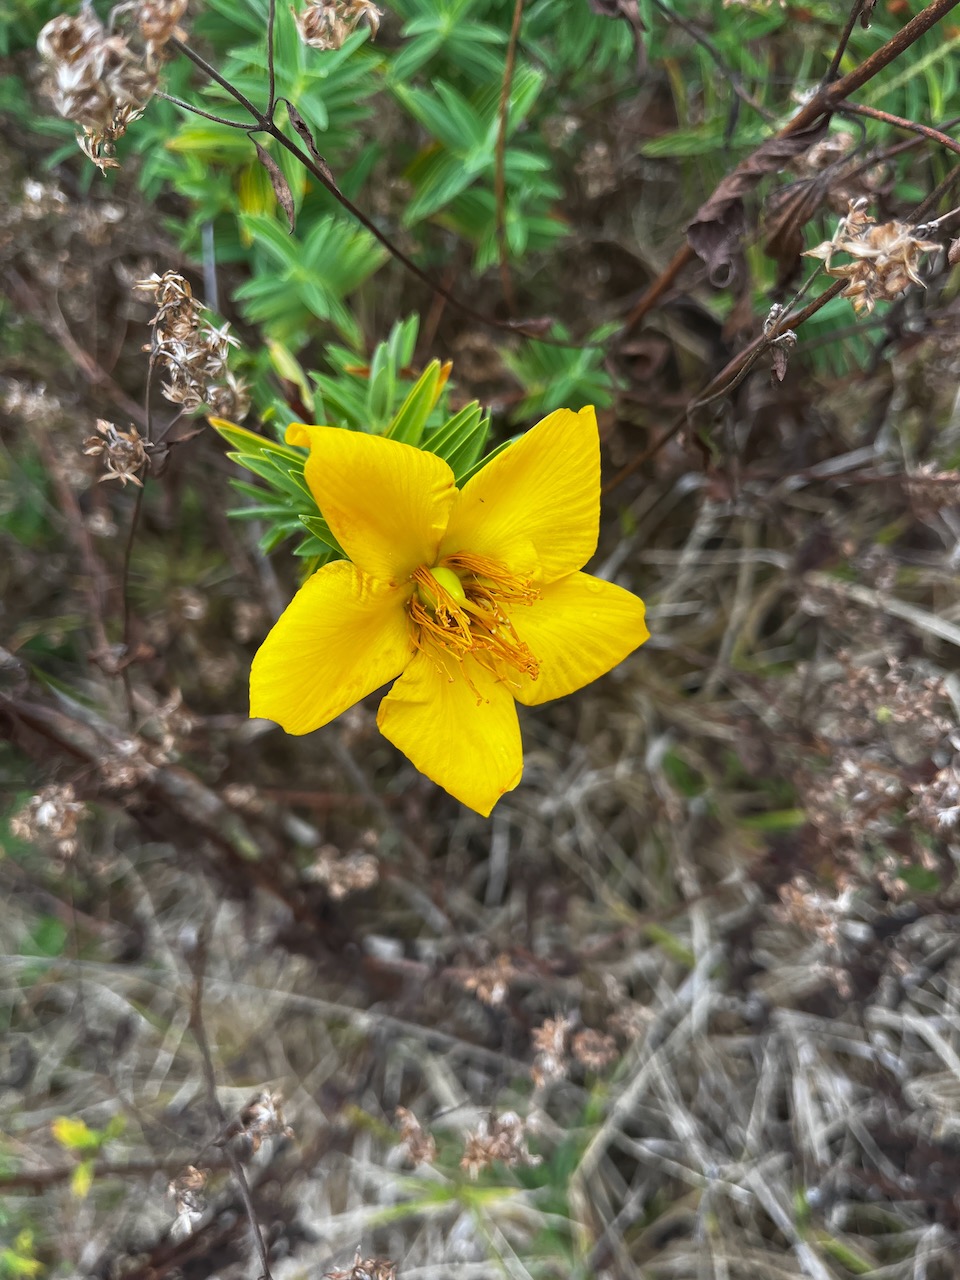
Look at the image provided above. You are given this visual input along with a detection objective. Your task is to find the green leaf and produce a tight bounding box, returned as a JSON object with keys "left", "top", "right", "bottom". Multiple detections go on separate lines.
{"left": 386, "top": 360, "right": 448, "bottom": 445}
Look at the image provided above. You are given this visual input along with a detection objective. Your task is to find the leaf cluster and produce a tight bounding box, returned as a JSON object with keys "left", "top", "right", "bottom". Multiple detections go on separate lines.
{"left": 213, "top": 314, "right": 492, "bottom": 569}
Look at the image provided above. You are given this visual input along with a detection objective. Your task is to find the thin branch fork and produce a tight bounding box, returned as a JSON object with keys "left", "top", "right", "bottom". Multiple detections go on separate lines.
{"left": 622, "top": 0, "right": 960, "bottom": 335}
{"left": 604, "top": 279, "right": 847, "bottom": 494}
{"left": 836, "top": 100, "right": 960, "bottom": 162}
{"left": 166, "top": 38, "right": 570, "bottom": 345}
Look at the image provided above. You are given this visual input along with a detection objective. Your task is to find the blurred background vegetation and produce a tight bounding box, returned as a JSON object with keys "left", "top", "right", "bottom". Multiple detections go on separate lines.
{"left": 4, "top": 0, "right": 960, "bottom": 1276}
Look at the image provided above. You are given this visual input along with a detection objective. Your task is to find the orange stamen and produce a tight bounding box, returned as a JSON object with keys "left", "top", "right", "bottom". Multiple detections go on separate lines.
{"left": 406, "top": 556, "right": 541, "bottom": 693}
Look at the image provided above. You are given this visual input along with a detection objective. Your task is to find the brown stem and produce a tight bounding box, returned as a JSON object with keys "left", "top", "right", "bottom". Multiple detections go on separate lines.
{"left": 605, "top": 280, "right": 847, "bottom": 494}
{"left": 0, "top": 1157, "right": 231, "bottom": 1193}
{"left": 837, "top": 100, "right": 960, "bottom": 161}
{"left": 823, "top": 0, "right": 868, "bottom": 85}
{"left": 620, "top": 0, "right": 960, "bottom": 336}
{"left": 168, "top": 37, "right": 572, "bottom": 347}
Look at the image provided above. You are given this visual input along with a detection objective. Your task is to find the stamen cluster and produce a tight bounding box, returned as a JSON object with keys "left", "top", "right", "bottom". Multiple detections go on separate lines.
{"left": 805, "top": 199, "right": 940, "bottom": 315}
{"left": 294, "top": 0, "right": 383, "bottom": 51}
{"left": 410, "top": 555, "right": 540, "bottom": 692}
{"left": 136, "top": 271, "right": 250, "bottom": 420}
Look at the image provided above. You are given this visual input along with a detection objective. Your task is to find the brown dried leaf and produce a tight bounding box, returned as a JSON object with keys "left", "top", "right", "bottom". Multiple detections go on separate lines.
{"left": 762, "top": 176, "right": 829, "bottom": 287}
{"left": 253, "top": 138, "right": 295, "bottom": 233}
{"left": 284, "top": 99, "right": 342, "bottom": 193}
{"left": 686, "top": 118, "right": 829, "bottom": 286}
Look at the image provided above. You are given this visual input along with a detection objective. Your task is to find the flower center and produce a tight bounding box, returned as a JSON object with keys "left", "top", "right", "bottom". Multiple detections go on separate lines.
{"left": 409, "top": 554, "right": 541, "bottom": 689}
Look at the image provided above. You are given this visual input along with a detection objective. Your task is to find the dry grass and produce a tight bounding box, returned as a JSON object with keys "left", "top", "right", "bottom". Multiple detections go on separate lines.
{"left": 5, "top": 34, "right": 960, "bottom": 1280}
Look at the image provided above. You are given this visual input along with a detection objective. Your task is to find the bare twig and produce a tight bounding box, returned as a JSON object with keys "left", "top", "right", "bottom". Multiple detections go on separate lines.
{"left": 823, "top": 0, "right": 868, "bottom": 85}
{"left": 648, "top": 0, "right": 775, "bottom": 123}
{"left": 0, "top": 1157, "right": 230, "bottom": 1193}
{"left": 2, "top": 269, "right": 147, "bottom": 428}
{"left": 167, "top": 37, "right": 579, "bottom": 346}
{"left": 155, "top": 90, "right": 256, "bottom": 129}
{"left": 605, "top": 279, "right": 847, "bottom": 493}
{"left": 837, "top": 100, "right": 960, "bottom": 161}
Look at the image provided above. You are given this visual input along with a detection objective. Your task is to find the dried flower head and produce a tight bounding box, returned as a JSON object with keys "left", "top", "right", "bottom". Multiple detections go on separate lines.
{"left": 530, "top": 1014, "right": 573, "bottom": 1087}
{"left": 37, "top": 9, "right": 157, "bottom": 172}
{"left": 138, "top": 0, "right": 189, "bottom": 51}
{"left": 572, "top": 1028, "right": 618, "bottom": 1073}
{"left": 305, "top": 843, "right": 379, "bottom": 900}
{"left": 295, "top": 0, "right": 382, "bottom": 51}
{"left": 10, "top": 784, "right": 88, "bottom": 859}
{"left": 805, "top": 200, "right": 940, "bottom": 315}
{"left": 83, "top": 419, "right": 150, "bottom": 487}
{"left": 167, "top": 1165, "right": 208, "bottom": 1241}
{"left": 395, "top": 1107, "right": 437, "bottom": 1167}
{"left": 228, "top": 1090, "right": 295, "bottom": 1155}
{"left": 325, "top": 1250, "right": 397, "bottom": 1280}
{"left": 135, "top": 271, "right": 249, "bottom": 420}
{"left": 460, "top": 1111, "right": 541, "bottom": 1179}
{"left": 464, "top": 952, "right": 516, "bottom": 1007}
{"left": 774, "top": 875, "right": 857, "bottom": 949}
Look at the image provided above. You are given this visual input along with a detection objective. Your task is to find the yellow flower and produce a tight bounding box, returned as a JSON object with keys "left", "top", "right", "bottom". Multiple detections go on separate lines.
{"left": 251, "top": 406, "right": 649, "bottom": 815}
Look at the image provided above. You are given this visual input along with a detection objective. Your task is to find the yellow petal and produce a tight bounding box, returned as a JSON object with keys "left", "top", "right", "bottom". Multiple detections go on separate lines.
{"left": 440, "top": 407, "right": 600, "bottom": 584}
{"left": 287, "top": 423, "right": 458, "bottom": 584}
{"left": 377, "top": 651, "right": 523, "bottom": 816}
{"left": 512, "top": 572, "right": 649, "bottom": 706}
{"left": 251, "top": 560, "right": 412, "bottom": 734}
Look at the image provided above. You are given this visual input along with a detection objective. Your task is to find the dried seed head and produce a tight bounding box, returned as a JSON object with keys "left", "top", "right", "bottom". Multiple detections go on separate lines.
{"left": 464, "top": 952, "right": 516, "bottom": 1007}
{"left": 226, "top": 1090, "right": 295, "bottom": 1156}
{"left": 530, "top": 1013, "right": 573, "bottom": 1087}
{"left": 571, "top": 1028, "right": 618, "bottom": 1072}
{"left": 135, "top": 271, "right": 250, "bottom": 420}
{"left": 83, "top": 419, "right": 150, "bottom": 487}
{"left": 167, "top": 1165, "right": 208, "bottom": 1241}
{"left": 805, "top": 200, "right": 940, "bottom": 315}
{"left": 138, "top": 0, "right": 190, "bottom": 52}
{"left": 460, "top": 1111, "right": 541, "bottom": 1179}
{"left": 325, "top": 1250, "right": 397, "bottom": 1280}
{"left": 37, "top": 10, "right": 157, "bottom": 171}
{"left": 10, "top": 784, "right": 88, "bottom": 859}
{"left": 294, "top": 0, "right": 382, "bottom": 51}
{"left": 305, "top": 842, "right": 380, "bottom": 899}
{"left": 395, "top": 1107, "right": 437, "bottom": 1167}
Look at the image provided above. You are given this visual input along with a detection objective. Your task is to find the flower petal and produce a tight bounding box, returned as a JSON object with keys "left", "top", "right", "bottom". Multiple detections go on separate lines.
{"left": 440, "top": 406, "right": 599, "bottom": 584}
{"left": 377, "top": 651, "right": 523, "bottom": 816}
{"left": 251, "top": 559, "right": 412, "bottom": 734}
{"left": 511, "top": 572, "right": 649, "bottom": 706}
{"left": 288, "top": 423, "right": 458, "bottom": 583}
